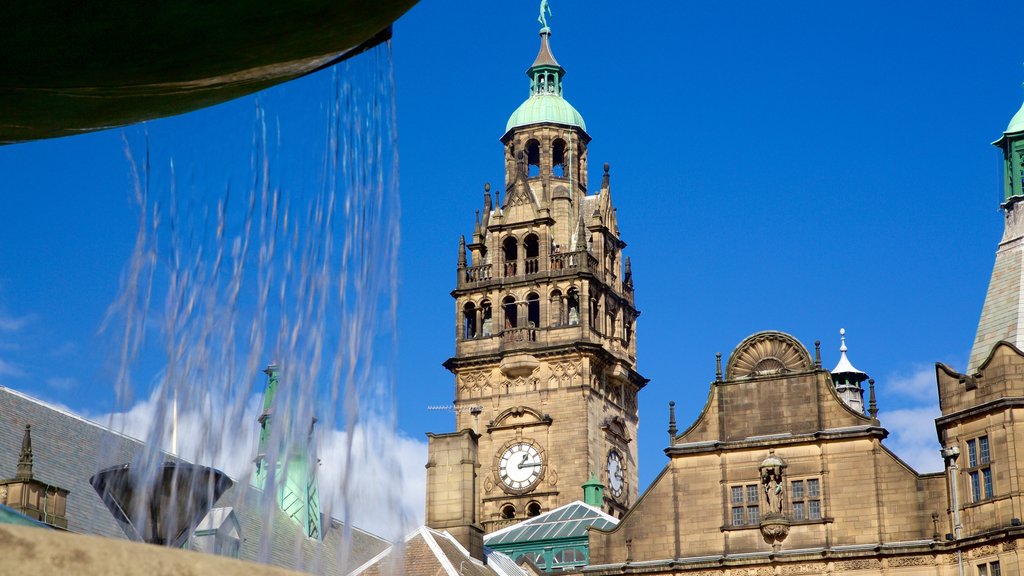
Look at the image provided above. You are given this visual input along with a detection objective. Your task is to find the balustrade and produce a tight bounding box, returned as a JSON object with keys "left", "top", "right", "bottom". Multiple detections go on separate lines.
{"left": 463, "top": 264, "right": 492, "bottom": 284}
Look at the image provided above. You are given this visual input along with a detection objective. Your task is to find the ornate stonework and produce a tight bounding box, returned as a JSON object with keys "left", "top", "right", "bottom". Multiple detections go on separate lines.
{"left": 725, "top": 331, "right": 812, "bottom": 380}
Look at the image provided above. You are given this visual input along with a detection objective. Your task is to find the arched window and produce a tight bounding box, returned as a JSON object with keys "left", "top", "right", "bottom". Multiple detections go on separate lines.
{"left": 500, "top": 504, "right": 516, "bottom": 519}
{"left": 526, "top": 501, "right": 542, "bottom": 517}
{"left": 526, "top": 293, "right": 540, "bottom": 328}
{"left": 549, "top": 289, "right": 563, "bottom": 327}
{"left": 503, "top": 236, "right": 518, "bottom": 277}
{"left": 567, "top": 288, "right": 580, "bottom": 326}
{"left": 481, "top": 300, "right": 493, "bottom": 337}
{"left": 502, "top": 295, "right": 518, "bottom": 330}
{"left": 552, "top": 139, "right": 567, "bottom": 178}
{"left": 553, "top": 549, "right": 586, "bottom": 565}
{"left": 526, "top": 140, "right": 541, "bottom": 177}
{"left": 514, "top": 552, "right": 545, "bottom": 568}
{"left": 463, "top": 302, "right": 477, "bottom": 339}
{"left": 523, "top": 234, "right": 539, "bottom": 274}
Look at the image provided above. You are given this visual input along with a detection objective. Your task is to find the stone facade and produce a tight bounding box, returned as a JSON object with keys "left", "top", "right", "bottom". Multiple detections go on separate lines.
{"left": 426, "top": 11, "right": 1024, "bottom": 576}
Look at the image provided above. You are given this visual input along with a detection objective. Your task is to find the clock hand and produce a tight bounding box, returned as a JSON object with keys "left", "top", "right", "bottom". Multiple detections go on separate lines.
{"left": 517, "top": 454, "right": 541, "bottom": 469}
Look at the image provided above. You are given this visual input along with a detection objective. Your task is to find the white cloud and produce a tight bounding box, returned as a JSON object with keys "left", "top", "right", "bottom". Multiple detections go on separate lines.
{"left": 0, "top": 358, "right": 25, "bottom": 377}
{"left": 94, "top": 390, "right": 426, "bottom": 540}
{"left": 885, "top": 364, "right": 938, "bottom": 402}
{"left": 0, "top": 312, "right": 32, "bottom": 332}
{"left": 882, "top": 404, "right": 943, "bottom": 473}
{"left": 46, "top": 376, "right": 79, "bottom": 391}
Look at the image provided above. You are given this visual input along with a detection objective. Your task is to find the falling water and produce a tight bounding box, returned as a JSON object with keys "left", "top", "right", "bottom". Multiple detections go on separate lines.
{"left": 97, "top": 41, "right": 406, "bottom": 572}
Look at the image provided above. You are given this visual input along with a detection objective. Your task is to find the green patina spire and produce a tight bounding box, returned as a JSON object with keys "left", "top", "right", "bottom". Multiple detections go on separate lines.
{"left": 582, "top": 473, "right": 604, "bottom": 507}
{"left": 251, "top": 363, "right": 322, "bottom": 540}
{"left": 504, "top": 5, "right": 586, "bottom": 136}
{"left": 994, "top": 67, "right": 1024, "bottom": 204}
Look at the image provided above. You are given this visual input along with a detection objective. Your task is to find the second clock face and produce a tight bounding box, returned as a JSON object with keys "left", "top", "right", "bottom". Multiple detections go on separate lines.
{"left": 607, "top": 450, "right": 624, "bottom": 498}
{"left": 499, "top": 442, "right": 543, "bottom": 492}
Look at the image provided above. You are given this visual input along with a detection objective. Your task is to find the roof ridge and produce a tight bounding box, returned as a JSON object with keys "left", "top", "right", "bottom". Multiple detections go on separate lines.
{"left": 422, "top": 527, "right": 460, "bottom": 576}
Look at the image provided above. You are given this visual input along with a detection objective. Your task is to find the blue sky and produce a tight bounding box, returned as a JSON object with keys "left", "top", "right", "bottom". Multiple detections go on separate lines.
{"left": 2, "top": 1, "right": 1024, "bottom": 529}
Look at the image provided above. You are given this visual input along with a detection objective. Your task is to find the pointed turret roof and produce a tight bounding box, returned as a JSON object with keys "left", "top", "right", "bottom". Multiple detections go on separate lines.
{"left": 831, "top": 328, "right": 867, "bottom": 378}
{"left": 531, "top": 29, "right": 561, "bottom": 69}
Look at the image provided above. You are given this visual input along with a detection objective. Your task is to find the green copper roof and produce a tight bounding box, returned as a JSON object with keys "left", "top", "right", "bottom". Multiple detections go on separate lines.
{"left": 504, "top": 27, "right": 586, "bottom": 135}
{"left": 484, "top": 501, "right": 617, "bottom": 546}
{"left": 1007, "top": 101, "right": 1024, "bottom": 135}
{"left": 506, "top": 93, "right": 586, "bottom": 133}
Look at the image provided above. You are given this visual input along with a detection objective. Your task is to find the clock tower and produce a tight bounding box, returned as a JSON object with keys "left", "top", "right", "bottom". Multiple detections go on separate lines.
{"left": 425, "top": 14, "right": 646, "bottom": 542}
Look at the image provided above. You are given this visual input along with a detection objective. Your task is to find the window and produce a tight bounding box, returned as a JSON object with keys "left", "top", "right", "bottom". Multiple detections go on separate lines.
{"left": 966, "top": 436, "right": 994, "bottom": 502}
{"left": 978, "top": 561, "right": 1001, "bottom": 576}
{"left": 790, "top": 478, "right": 822, "bottom": 521}
{"left": 729, "top": 483, "right": 760, "bottom": 526}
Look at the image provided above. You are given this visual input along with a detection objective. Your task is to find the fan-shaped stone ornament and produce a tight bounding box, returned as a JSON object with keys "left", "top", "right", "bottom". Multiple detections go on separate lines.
{"left": 725, "top": 331, "right": 812, "bottom": 380}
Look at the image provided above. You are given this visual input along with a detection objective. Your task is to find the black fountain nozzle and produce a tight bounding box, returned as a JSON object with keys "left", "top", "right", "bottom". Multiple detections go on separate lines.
{"left": 90, "top": 462, "right": 233, "bottom": 548}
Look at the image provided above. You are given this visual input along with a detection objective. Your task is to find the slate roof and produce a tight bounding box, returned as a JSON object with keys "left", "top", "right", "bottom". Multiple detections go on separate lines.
{"left": 484, "top": 501, "right": 618, "bottom": 546}
{"left": 0, "top": 385, "right": 389, "bottom": 574}
{"left": 350, "top": 526, "right": 527, "bottom": 576}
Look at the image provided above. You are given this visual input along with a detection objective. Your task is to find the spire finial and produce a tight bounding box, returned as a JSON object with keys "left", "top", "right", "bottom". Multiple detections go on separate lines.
{"left": 839, "top": 327, "right": 848, "bottom": 353}
{"left": 538, "top": 0, "right": 552, "bottom": 32}
{"left": 868, "top": 378, "right": 878, "bottom": 420}
{"left": 16, "top": 424, "right": 33, "bottom": 481}
{"left": 602, "top": 162, "right": 610, "bottom": 189}
{"left": 458, "top": 235, "right": 467, "bottom": 268}
{"left": 668, "top": 401, "right": 677, "bottom": 446}
{"left": 715, "top": 352, "right": 723, "bottom": 382}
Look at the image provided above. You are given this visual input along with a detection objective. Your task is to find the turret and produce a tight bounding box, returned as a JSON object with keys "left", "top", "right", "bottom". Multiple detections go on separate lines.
{"left": 830, "top": 328, "right": 868, "bottom": 414}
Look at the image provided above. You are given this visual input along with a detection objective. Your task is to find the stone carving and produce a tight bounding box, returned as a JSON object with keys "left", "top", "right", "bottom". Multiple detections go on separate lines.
{"left": 758, "top": 450, "right": 789, "bottom": 551}
{"left": 835, "top": 559, "right": 880, "bottom": 571}
{"left": 761, "top": 451, "right": 786, "bottom": 516}
{"left": 1004, "top": 202, "right": 1024, "bottom": 242}
{"left": 781, "top": 564, "right": 823, "bottom": 575}
{"left": 888, "top": 556, "right": 930, "bottom": 567}
{"left": 725, "top": 331, "right": 812, "bottom": 380}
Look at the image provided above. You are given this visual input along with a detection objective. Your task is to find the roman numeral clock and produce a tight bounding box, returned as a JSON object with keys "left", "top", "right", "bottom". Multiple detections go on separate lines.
{"left": 496, "top": 440, "right": 546, "bottom": 493}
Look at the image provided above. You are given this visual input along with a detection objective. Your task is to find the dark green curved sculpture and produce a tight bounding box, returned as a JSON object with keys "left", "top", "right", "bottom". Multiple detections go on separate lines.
{"left": 0, "top": 1, "right": 418, "bottom": 144}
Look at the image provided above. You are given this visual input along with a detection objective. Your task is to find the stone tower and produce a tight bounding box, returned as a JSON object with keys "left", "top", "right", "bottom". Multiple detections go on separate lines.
{"left": 428, "top": 16, "right": 646, "bottom": 536}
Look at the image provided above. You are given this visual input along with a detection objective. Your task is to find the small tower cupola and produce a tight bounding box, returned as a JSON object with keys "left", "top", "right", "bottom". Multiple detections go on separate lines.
{"left": 504, "top": 19, "right": 587, "bottom": 137}
{"left": 830, "top": 328, "right": 869, "bottom": 414}
{"left": 994, "top": 90, "right": 1024, "bottom": 205}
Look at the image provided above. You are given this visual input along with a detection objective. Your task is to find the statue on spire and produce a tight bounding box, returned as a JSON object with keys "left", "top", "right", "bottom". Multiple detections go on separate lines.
{"left": 539, "top": 0, "right": 552, "bottom": 30}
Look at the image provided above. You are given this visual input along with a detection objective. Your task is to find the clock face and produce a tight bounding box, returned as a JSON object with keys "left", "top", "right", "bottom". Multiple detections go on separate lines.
{"left": 607, "top": 450, "right": 624, "bottom": 498}
{"left": 498, "top": 442, "right": 544, "bottom": 492}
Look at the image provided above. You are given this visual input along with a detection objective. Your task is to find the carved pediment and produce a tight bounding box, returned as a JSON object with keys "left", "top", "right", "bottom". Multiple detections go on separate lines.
{"left": 725, "top": 331, "right": 812, "bottom": 380}
{"left": 601, "top": 415, "right": 631, "bottom": 443}
{"left": 488, "top": 405, "right": 552, "bottom": 431}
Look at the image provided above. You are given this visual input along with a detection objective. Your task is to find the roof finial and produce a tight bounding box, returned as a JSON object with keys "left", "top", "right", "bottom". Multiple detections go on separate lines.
{"left": 16, "top": 424, "right": 33, "bottom": 481}
{"left": 840, "top": 327, "right": 848, "bottom": 353}
{"left": 715, "top": 352, "right": 723, "bottom": 382}
{"left": 538, "top": 0, "right": 552, "bottom": 32}
{"left": 667, "top": 401, "right": 677, "bottom": 446}
{"left": 458, "top": 235, "right": 467, "bottom": 268}
{"left": 814, "top": 340, "right": 822, "bottom": 369}
{"left": 868, "top": 378, "right": 879, "bottom": 421}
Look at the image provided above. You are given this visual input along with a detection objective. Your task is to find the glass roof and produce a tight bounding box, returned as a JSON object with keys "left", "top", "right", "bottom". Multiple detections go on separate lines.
{"left": 0, "top": 503, "right": 51, "bottom": 529}
{"left": 485, "top": 501, "right": 617, "bottom": 546}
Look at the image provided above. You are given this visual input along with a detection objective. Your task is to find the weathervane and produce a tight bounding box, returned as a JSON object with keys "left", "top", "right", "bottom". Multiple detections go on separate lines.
{"left": 539, "top": 0, "right": 552, "bottom": 30}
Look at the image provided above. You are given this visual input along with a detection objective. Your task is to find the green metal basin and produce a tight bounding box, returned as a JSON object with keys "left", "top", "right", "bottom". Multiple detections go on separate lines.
{"left": 0, "top": 1, "right": 418, "bottom": 144}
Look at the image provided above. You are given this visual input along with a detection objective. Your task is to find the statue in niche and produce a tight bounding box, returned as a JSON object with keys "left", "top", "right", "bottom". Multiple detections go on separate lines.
{"left": 760, "top": 451, "right": 787, "bottom": 517}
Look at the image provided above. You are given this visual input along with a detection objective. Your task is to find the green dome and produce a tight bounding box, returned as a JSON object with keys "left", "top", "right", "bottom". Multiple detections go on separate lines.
{"left": 1007, "top": 101, "right": 1024, "bottom": 135}
{"left": 505, "top": 93, "right": 586, "bottom": 134}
